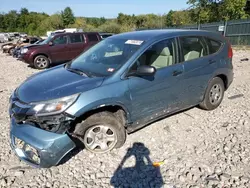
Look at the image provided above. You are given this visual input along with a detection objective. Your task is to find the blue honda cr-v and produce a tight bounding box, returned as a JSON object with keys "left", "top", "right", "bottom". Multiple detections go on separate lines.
{"left": 9, "top": 29, "right": 233, "bottom": 168}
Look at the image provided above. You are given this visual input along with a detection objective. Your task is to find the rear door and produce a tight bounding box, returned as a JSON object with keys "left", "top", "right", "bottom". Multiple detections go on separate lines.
{"left": 49, "top": 34, "right": 71, "bottom": 63}
{"left": 179, "top": 36, "right": 217, "bottom": 106}
{"left": 68, "top": 33, "right": 85, "bottom": 59}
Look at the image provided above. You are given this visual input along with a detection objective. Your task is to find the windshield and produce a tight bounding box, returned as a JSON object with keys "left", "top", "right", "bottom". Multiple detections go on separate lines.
{"left": 69, "top": 38, "right": 143, "bottom": 76}
{"left": 40, "top": 35, "right": 53, "bottom": 45}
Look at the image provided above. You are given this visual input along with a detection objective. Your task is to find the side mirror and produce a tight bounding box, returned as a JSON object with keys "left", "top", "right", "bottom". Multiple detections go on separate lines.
{"left": 136, "top": 65, "right": 156, "bottom": 76}
{"left": 49, "top": 41, "right": 53, "bottom": 46}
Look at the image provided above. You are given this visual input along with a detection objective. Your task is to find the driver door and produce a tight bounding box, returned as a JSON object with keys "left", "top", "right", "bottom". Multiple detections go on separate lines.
{"left": 127, "top": 38, "right": 185, "bottom": 123}
{"left": 49, "top": 35, "right": 71, "bottom": 63}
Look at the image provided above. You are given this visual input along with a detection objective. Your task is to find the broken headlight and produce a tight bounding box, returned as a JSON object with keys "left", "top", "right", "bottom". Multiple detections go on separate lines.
{"left": 30, "top": 94, "right": 79, "bottom": 116}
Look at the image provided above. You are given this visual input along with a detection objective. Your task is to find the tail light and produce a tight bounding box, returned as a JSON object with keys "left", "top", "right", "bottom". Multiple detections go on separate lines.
{"left": 222, "top": 35, "right": 233, "bottom": 59}
{"left": 228, "top": 43, "right": 233, "bottom": 59}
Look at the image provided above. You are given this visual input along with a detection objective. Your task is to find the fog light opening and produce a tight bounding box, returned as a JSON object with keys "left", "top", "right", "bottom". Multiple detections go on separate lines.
{"left": 14, "top": 137, "right": 25, "bottom": 149}
{"left": 24, "top": 144, "right": 41, "bottom": 164}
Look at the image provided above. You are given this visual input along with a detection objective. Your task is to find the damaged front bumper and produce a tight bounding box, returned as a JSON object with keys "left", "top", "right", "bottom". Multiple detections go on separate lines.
{"left": 10, "top": 117, "right": 76, "bottom": 168}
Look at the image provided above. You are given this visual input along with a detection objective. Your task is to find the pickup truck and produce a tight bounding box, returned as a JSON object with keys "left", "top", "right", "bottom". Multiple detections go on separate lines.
{"left": 19, "top": 32, "right": 101, "bottom": 69}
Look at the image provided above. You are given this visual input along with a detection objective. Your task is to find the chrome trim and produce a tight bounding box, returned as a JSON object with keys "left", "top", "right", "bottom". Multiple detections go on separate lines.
{"left": 13, "top": 101, "right": 31, "bottom": 109}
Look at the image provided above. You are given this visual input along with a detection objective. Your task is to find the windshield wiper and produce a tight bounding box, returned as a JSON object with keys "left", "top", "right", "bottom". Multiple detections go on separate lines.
{"left": 65, "top": 62, "right": 98, "bottom": 77}
{"left": 65, "top": 64, "right": 90, "bottom": 77}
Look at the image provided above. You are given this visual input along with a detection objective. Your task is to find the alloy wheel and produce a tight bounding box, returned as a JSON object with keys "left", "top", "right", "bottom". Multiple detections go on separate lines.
{"left": 36, "top": 57, "right": 48, "bottom": 69}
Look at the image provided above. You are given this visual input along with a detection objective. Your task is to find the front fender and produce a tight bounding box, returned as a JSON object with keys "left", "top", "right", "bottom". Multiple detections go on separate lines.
{"left": 65, "top": 80, "right": 132, "bottom": 123}
{"left": 67, "top": 99, "right": 132, "bottom": 123}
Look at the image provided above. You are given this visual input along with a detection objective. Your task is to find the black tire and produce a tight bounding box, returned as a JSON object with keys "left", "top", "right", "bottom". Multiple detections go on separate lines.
{"left": 9, "top": 48, "right": 14, "bottom": 56}
{"left": 199, "top": 77, "right": 225, "bottom": 110}
{"left": 74, "top": 112, "right": 126, "bottom": 153}
{"left": 34, "top": 55, "right": 50, "bottom": 70}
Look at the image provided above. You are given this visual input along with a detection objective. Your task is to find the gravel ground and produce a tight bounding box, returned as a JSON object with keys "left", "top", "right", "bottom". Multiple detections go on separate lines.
{"left": 0, "top": 49, "right": 250, "bottom": 188}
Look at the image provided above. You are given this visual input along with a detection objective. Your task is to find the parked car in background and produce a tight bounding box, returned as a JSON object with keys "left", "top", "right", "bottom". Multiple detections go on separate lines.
{"left": 0, "top": 33, "right": 8, "bottom": 43}
{"left": 0, "top": 33, "right": 10, "bottom": 43}
{"left": 20, "top": 32, "right": 101, "bottom": 69}
{"left": 14, "top": 32, "right": 20, "bottom": 39}
{"left": 3, "top": 37, "right": 40, "bottom": 55}
{"left": 9, "top": 29, "right": 233, "bottom": 168}
{"left": 20, "top": 33, "right": 27, "bottom": 38}
{"left": 99, "top": 32, "right": 114, "bottom": 39}
{"left": 13, "top": 39, "right": 45, "bottom": 58}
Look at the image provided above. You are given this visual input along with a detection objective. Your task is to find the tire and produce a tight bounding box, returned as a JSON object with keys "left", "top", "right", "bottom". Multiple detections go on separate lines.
{"left": 74, "top": 112, "right": 126, "bottom": 154}
{"left": 34, "top": 55, "right": 50, "bottom": 70}
{"left": 9, "top": 48, "right": 14, "bottom": 56}
{"left": 199, "top": 77, "right": 225, "bottom": 110}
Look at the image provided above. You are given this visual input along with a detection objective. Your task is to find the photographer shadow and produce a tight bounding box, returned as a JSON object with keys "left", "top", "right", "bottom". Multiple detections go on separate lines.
{"left": 111, "top": 142, "right": 163, "bottom": 188}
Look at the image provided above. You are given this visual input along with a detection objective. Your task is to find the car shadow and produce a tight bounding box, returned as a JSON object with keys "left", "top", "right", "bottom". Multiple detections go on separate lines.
{"left": 110, "top": 142, "right": 164, "bottom": 188}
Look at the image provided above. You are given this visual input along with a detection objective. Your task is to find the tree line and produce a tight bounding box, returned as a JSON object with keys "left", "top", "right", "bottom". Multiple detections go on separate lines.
{"left": 0, "top": 0, "right": 249, "bottom": 36}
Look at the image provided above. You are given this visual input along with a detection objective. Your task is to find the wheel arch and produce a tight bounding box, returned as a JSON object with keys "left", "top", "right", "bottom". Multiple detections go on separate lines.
{"left": 215, "top": 74, "right": 228, "bottom": 90}
{"left": 74, "top": 102, "right": 132, "bottom": 127}
{"left": 201, "top": 73, "right": 228, "bottom": 102}
{"left": 33, "top": 53, "right": 51, "bottom": 64}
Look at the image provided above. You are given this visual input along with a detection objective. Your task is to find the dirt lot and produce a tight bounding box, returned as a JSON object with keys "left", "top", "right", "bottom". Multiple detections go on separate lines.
{"left": 0, "top": 49, "right": 250, "bottom": 188}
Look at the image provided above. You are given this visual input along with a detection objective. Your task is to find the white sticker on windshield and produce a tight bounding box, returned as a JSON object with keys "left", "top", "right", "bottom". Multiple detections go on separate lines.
{"left": 107, "top": 68, "right": 115, "bottom": 72}
{"left": 125, "top": 40, "right": 144, "bottom": 45}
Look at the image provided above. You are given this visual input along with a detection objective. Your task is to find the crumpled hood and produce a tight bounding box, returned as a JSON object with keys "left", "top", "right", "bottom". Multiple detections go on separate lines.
{"left": 17, "top": 66, "right": 105, "bottom": 103}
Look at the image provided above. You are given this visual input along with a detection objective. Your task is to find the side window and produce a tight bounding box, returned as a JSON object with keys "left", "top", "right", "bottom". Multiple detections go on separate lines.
{"left": 53, "top": 35, "right": 68, "bottom": 45}
{"left": 206, "top": 38, "right": 222, "bottom": 54}
{"left": 69, "top": 34, "right": 83, "bottom": 43}
{"left": 87, "top": 34, "right": 99, "bottom": 42}
{"left": 180, "top": 37, "right": 207, "bottom": 61}
{"left": 30, "top": 38, "right": 37, "bottom": 44}
{"left": 130, "top": 38, "right": 176, "bottom": 72}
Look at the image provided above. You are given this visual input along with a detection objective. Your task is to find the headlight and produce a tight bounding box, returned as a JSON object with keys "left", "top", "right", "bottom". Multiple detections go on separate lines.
{"left": 21, "top": 48, "right": 28, "bottom": 54}
{"left": 30, "top": 94, "right": 79, "bottom": 116}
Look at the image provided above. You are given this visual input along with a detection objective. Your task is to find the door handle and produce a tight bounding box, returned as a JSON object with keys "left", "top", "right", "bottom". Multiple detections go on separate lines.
{"left": 172, "top": 70, "right": 183, "bottom": 76}
{"left": 209, "top": 59, "right": 216, "bottom": 64}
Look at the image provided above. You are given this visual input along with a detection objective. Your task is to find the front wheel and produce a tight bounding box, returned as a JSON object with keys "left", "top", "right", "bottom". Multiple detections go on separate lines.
{"left": 74, "top": 112, "right": 126, "bottom": 154}
{"left": 9, "top": 48, "right": 14, "bottom": 56}
{"left": 199, "top": 77, "right": 225, "bottom": 110}
{"left": 34, "top": 55, "right": 50, "bottom": 69}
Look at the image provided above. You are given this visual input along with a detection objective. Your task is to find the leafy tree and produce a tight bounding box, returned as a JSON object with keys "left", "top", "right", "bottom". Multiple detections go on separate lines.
{"left": 219, "top": 0, "right": 248, "bottom": 20}
{"left": 172, "top": 10, "right": 192, "bottom": 26}
{"left": 20, "top": 8, "right": 29, "bottom": 15}
{"left": 187, "top": 0, "right": 248, "bottom": 22}
{"left": 61, "top": 7, "right": 75, "bottom": 27}
{"left": 69, "top": 17, "right": 86, "bottom": 28}
{"left": 245, "top": 0, "right": 250, "bottom": 15}
{"left": 4, "top": 10, "right": 19, "bottom": 31}
{"left": 98, "top": 21, "right": 121, "bottom": 33}
{"left": 165, "top": 10, "right": 175, "bottom": 27}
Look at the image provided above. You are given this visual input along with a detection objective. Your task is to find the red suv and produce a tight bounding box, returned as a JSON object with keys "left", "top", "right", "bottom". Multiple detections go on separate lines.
{"left": 20, "top": 32, "right": 101, "bottom": 69}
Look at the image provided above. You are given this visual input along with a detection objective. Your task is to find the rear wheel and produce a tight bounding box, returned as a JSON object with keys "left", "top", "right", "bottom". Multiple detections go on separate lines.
{"left": 34, "top": 55, "right": 50, "bottom": 69}
{"left": 199, "top": 77, "right": 225, "bottom": 110}
{"left": 74, "top": 112, "right": 126, "bottom": 153}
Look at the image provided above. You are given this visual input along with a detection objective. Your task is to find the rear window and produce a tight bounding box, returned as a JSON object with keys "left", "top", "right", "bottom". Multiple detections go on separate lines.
{"left": 87, "top": 34, "right": 99, "bottom": 42}
{"left": 69, "top": 34, "right": 83, "bottom": 43}
{"left": 206, "top": 38, "right": 223, "bottom": 54}
{"left": 180, "top": 37, "right": 208, "bottom": 61}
